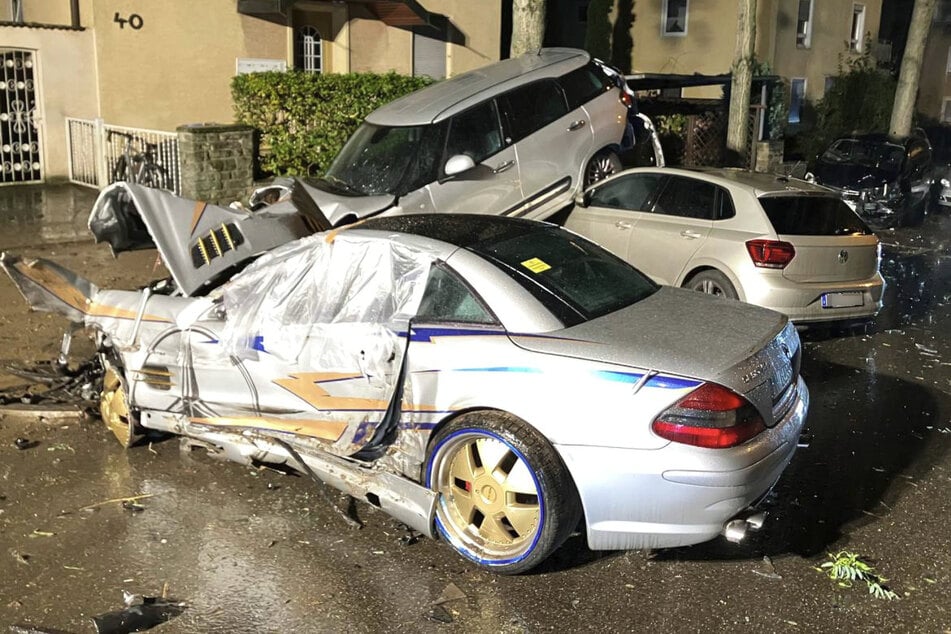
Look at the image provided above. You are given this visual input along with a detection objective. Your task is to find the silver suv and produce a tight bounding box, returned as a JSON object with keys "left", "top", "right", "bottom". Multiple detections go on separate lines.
{"left": 297, "top": 48, "right": 631, "bottom": 225}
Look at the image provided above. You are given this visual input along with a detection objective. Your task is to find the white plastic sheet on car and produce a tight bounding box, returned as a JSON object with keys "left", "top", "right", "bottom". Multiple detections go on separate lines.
{"left": 217, "top": 232, "right": 432, "bottom": 384}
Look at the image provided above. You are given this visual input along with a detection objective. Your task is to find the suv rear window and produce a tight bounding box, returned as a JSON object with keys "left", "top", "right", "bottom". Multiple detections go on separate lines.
{"left": 759, "top": 195, "right": 871, "bottom": 236}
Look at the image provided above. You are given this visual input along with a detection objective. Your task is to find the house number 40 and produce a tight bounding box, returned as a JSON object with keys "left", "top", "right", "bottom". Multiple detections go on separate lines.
{"left": 114, "top": 13, "right": 144, "bottom": 29}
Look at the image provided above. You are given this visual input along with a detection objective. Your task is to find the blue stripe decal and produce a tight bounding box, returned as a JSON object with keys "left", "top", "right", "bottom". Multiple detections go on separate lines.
{"left": 645, "top": 375, "right": 702, "bottom": 389}
{"left": 405, "top": 327, "right": 505, "bottom": 343}
{"left": 594, "top": 370, "right": 645, "bottom": 384}
{"left": 594, "top": 369, "right": 700, "bottom": 389}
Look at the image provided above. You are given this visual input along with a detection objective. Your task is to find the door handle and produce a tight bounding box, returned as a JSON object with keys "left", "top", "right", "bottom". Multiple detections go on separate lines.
{"left": 680, "top": 230, "right": 701, "bottom": 239}
{"left": 568, "top": 120, "right": 587, "bottom": 131}
{"left": 615, "top": 220, "right": 632, "bottom": 230}
{"left": 493, "top": 160, "right": 516, "bottom": 174}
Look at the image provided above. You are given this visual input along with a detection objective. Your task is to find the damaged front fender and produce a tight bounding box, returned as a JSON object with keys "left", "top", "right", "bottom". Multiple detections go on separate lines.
{"left": 0, "top": 253, "right": 98, "bottom": 323}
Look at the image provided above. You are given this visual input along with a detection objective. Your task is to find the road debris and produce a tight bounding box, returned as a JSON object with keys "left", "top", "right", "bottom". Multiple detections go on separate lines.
{"left": 79, "top": 493, "right": 157, "bottom": 513}
{"left": 90, "top": 591, "right": 186, "bottom": 634}
{"left": 13, "top": 437, "right": 36, "bottom": 450}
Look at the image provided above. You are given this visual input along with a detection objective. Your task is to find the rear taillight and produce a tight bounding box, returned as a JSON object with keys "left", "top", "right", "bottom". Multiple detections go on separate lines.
{"left": 619, "top": 90, "right": 633, "bottom": 108}
{"left": 745, "top": 239, "right": 796, "bottom": 269}
{"left": 651, "top": 383, "right": 765, "bottom": 449}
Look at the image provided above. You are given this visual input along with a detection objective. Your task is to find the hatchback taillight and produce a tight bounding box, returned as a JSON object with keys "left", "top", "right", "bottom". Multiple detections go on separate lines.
{"left": 746, "top": 239, "right": 796, "bottom": 269}
{"left": 619, "top": 90, "right": 633, "bottom": 108}
{"left": 651, "top": 383, "right": 765, "bottom": 449}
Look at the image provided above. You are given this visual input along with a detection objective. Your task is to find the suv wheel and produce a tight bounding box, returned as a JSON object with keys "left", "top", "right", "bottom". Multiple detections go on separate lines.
{"left": 584, "top": 150, "right": 621, "bottom": 187}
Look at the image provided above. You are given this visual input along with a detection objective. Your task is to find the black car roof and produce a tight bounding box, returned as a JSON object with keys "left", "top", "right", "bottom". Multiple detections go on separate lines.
{"left": 361, "top": 214, "right": 547, "bottom": 249}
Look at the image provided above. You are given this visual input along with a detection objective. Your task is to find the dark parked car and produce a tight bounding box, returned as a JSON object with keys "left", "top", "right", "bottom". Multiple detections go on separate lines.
{"left": 807, "top": 133, "right": 935, "bottom": 228}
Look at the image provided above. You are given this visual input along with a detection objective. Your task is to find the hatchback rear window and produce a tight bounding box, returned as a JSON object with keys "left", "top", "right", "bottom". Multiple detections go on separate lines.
{"left": 759, "top": 195, "right": 871, "bottom": 236}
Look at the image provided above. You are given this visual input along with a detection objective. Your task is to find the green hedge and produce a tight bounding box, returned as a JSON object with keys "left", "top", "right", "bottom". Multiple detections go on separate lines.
{"left": 231, "top": 71, "right": 434, "bottom": 177}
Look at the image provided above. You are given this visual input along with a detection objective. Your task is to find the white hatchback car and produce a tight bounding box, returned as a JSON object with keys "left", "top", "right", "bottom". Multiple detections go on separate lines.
{"left": 566, "top": 168, "right": 885, "bottom": 322}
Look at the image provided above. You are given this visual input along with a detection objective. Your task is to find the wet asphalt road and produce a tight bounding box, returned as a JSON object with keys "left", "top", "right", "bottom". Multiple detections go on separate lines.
{"left": 1, "top": 186, "right": 951, "bottom": 632}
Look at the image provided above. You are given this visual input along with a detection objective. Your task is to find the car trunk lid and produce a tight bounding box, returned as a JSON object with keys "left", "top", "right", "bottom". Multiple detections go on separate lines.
{"left": 779, "top": 234, "right": 880, "bottom": 283}
{"left": 757, "top": 193, "right": 880, "bottom": 283}
{"left": 509, "top": 286, "right": 799, "bottom": 426}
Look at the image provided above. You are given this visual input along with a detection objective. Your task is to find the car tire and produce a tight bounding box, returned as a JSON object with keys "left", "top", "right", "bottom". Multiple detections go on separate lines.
{"left": 684, "top": 269, "right": 738, "bottom": 300}
{"left": 584, "top": 150, "right": 621, "bottom": 187}
{"left": 425, "top": 410, "right": 581, "bottom": 574}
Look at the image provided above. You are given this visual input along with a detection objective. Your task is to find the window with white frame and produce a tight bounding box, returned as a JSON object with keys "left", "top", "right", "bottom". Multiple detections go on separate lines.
{"left": 295, "top": 25, "right": 322, "bottom": 73}
{"left": 662, "top": 0, "right": 688, "bottom": 36}
{"left": 796, "top": 0, "right": 814, "bottom": 48}
{"left": 943, "top": 98, "right": 951, "bottom": 123}
{"left": 789, "top": 78, "right": 806, "bottom": 123}
{"left": 9, "top": 0, "right": 23, "bottom": 22}
{"left": 850, "top": 4, "right": 866, "bottom": 52}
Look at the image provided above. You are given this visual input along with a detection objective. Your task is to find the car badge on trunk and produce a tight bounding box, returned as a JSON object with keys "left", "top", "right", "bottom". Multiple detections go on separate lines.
{"left": 838, "top": 249, "right": 849, "bottom": 264}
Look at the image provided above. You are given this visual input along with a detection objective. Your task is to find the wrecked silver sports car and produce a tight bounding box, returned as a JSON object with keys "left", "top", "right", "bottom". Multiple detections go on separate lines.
{"left": 2, "top": 183, "right": 809, "bottom": 574}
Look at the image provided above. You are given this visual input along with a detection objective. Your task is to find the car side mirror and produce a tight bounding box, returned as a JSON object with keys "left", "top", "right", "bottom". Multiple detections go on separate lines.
{"left": 444, "top": 154, "right": 476, "bottom": 177}
{"left": 575, "top": 190, "right": 591, "bottom": 207}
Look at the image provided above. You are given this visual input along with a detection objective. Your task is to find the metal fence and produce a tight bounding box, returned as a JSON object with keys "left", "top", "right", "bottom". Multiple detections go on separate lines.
{"left": 65, "top": 118, "right": 181, "bottom": 194}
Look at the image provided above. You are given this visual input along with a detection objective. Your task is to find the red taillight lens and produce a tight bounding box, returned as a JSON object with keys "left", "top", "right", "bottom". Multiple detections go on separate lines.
{"left": 746, "top": 239, "right": 796, "bottom": 269}
{"left": 619, "top": 90, "right": 633, "bottom": 108}
{"left": 651, "top": 383, "right": 765, "bottom": 449}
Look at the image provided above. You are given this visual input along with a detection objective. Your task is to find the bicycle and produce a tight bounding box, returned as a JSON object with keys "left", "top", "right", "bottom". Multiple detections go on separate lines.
{"left": 109, "top": 130, "right": 169, "bottom": 190}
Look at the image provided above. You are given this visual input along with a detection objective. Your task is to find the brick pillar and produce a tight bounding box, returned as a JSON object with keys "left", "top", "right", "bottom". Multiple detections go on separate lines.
{"left": 176, "top": 123, "right": 254, "bottom": 203}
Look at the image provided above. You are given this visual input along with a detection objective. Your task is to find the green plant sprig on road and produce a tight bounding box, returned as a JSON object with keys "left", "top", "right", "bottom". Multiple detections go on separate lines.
{"left": 817, "top": 550, "right": 899, "bottom": 600}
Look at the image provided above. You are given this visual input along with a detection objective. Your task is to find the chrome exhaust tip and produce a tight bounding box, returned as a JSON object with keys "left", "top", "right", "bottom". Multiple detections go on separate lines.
{"left": 723, "top": 511, "right": 768, "bottom": 543}
{"left": 746, "top": 512, "right": 766, "bottom": 530}
{"left": 723, "top": 519, "right": 749, "bottom": 543}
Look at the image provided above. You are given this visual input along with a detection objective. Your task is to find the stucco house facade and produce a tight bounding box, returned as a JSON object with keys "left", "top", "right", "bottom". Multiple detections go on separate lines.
{"left": 549, "top": 0, "right": 882, "bottom": 116}
{"left": 0, "top": 0, "right": 503, "bottom": 183}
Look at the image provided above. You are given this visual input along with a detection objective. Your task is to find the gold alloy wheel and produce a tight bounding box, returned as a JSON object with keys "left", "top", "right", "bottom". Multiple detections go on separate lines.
{"left": 431, "top": 432, "right": 542, "bottom": 562}
{"left": 100, "top": 365, "right": 136, "bottom": 448}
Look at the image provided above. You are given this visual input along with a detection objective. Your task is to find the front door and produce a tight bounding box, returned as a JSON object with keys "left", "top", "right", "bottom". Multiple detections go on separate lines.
{"left": 0, "top": 49, "right": 41, "bottom": 184}
{"left": 426, "top": 99, "right": 525, "bottom": 214}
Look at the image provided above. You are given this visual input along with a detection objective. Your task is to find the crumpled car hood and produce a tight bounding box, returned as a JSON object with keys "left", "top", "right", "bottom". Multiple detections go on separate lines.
{"left": 813, "top": 161, "right": 898, "bottom": 190}
{"left": 297, "top": 181, "right": 397, "bottom": 225}
{"left": 88, "top": 183, "right": 326, "bottom": 296}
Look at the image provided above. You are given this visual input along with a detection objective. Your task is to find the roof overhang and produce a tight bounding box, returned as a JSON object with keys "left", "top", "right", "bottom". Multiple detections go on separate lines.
{"left": 627, "top": 73, "right": 780, "bottom": 91}
{"left": 237, "top": 0, "right": 429, "bottom": 27}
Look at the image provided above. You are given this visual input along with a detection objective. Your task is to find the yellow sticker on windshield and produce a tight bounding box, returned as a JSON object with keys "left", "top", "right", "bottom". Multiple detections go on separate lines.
{"left": 521, "top": 257, "right": 551, "bottom": 273}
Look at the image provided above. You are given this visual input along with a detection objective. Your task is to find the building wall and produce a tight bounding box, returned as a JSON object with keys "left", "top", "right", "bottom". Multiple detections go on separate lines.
{"left": 349, "top": 5, "right": 413, "bottom": 74}
{"left": 0, "top": 26, "right": 98, "bottom": 179}
{"left": 348, "top": 0, "right": 501, "bottom": 76}
{"left": 919, "top": 23, "right": 951, "bottom": 121}
{"left": 89, "top": 0, "right": 287, "bottom": 131}
{"left": 629, "top": 1, "right": 738, "bottom": 77}
{"left": 771, "top": 0, "right": 882, "bottom": 103}
{"left": 423, "top": 0, "right": 501, "bottom": 74}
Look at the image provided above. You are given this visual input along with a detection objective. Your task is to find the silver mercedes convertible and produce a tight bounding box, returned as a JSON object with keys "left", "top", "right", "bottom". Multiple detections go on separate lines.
{"left": 2, "top": 183, "right": 809, "bottom": 574}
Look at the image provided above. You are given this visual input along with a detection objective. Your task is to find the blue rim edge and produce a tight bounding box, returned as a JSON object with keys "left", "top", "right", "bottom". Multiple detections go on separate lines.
{"left": 425, "top": 427, "right": 546, "bottom": 567}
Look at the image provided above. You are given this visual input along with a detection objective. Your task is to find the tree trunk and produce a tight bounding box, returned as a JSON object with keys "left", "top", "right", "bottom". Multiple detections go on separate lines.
{"left": 890, "top": 0, "right": 937, "bottom": 137}
{"left": 510, "top": 0, "right": 546, "bottom": 58}
{"left": 726, "top": 0, "right": 756, "bottom": 166}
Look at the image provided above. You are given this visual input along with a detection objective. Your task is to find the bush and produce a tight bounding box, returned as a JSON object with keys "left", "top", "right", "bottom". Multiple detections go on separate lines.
{"left": 232, "top": 71, "right": 434, "bottom": 177}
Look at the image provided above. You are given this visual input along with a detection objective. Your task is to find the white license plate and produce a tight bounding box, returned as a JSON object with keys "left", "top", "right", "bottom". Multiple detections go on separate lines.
{"left": 821, "top": 292, "right": 864, "bottom": 309}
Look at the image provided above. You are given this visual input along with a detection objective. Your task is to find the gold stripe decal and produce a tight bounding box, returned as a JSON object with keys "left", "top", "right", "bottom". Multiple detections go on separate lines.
{"left": 189, "top": 416, "right": 347, "bottom": 442}
{"left": 13, "top": 260, "right": 89, "bottom": 313}
{"left": 274, "top": 373, "right": 391, "bottom": 411}
{"left": 190, "top": 201, "right": 208, "bottom": 235}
